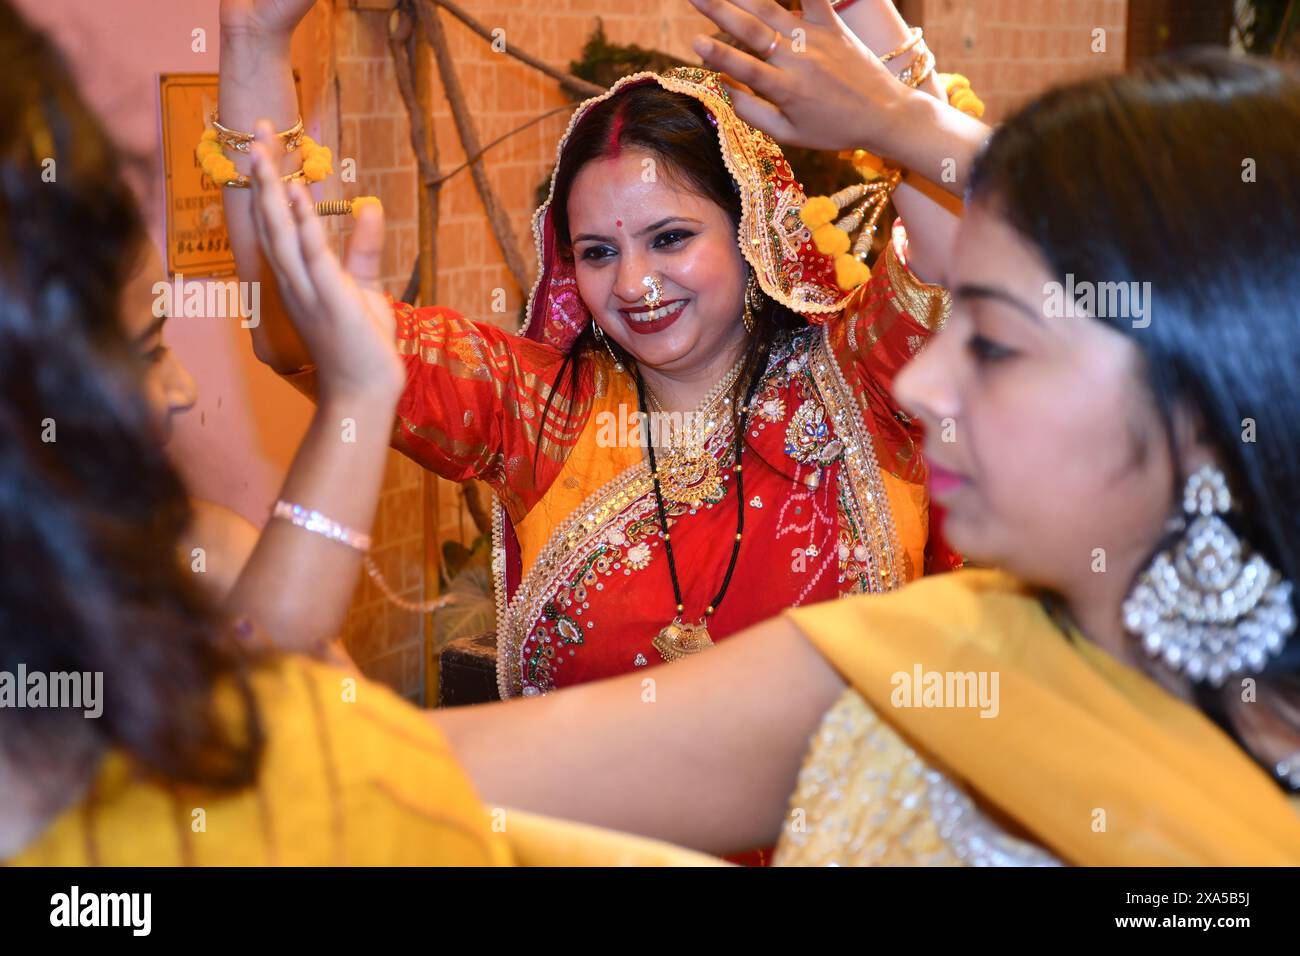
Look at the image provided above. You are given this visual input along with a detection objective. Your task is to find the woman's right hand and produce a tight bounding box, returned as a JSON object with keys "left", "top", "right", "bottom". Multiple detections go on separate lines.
{"left": 687, "top": 0, "right": 910, "bottom": 153}
{"left": 687, "top": 0, "right": 989, "bottom": 198}
{"left": 247, "top": 123, "right": 404, "bottom": 406}
{"left": 220, "top": 0, "right": 317, "bottom": 38}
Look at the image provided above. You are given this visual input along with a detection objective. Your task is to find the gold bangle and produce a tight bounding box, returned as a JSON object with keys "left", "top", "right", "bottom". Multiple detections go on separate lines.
{"left": 198, "top": 131, "right": 333, "bottom": 189}
{"left": 880, "top": 26, "right": 923, "bottom": 64}
{"left": 219, "top": 167, "right": 313, "bottom": 190}
{"left": 210, "top": 111, "right": 305, "bottom": 153}
{"left": 898, "top": 45, "right": 936, "bottom": 89}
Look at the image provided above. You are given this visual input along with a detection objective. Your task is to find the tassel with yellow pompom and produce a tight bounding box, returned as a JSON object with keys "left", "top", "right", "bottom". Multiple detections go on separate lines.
{"left": 799, "top": 162, "right": 903, "bottom": 293}
{"left": 348, "top": 195, "right": 382, "bottom": 218}
{"left": 797, "top": 71, "right": 983, "bottom": 293}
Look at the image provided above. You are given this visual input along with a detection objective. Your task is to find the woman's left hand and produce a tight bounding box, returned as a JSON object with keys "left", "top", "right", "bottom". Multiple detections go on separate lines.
{"left": 688, "top": 0, "right": 913, "bottom": 154}
{"left": 247, "top": 122, "right": 404, "bottom": 405}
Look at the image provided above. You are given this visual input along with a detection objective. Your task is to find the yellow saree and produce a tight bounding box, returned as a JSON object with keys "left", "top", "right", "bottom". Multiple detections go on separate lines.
{"left": 5, "top": 654, "right": 723, "bottom": 868}
{"left": 776, "top": 569, "right": 1300, "bottom": 865}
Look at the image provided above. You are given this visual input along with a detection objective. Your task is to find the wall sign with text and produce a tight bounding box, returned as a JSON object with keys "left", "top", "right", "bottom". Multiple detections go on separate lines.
{"left": 159, "top": 72, "right": 233, "bottom": 278}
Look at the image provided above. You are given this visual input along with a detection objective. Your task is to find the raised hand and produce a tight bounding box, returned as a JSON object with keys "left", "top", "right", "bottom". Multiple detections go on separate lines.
{"left": 687, "top": 0, "right": 912, "bottom": 154}
{"left": 247, "top": 123, "right": 403, "bottom": 405}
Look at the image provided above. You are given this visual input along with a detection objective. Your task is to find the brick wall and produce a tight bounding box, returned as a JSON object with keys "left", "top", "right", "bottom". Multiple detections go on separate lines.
{"left": 1127, "top": 0, "right": 1234, "bottom": 62}
{"left": 918, "top": 0, "right": 1128, "bottom": 122}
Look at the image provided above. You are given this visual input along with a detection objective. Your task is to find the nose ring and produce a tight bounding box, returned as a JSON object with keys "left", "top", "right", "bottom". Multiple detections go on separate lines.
{"left": 642, "top": 274, "right": 664, "bottom": 308}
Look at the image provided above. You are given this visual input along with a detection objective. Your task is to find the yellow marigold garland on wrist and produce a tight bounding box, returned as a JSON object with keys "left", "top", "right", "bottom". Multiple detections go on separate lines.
{"left": 195, "top": 128, "right": 334, "bottom": 189}
{"left": 799, "top": 74, "right": 984, "bottom": 292}
{"left": 940, "top": 72, "right": 985, "bottom": 119}
{"left": 196, "top": 129, "right": 237, "bottom": 186}
{"left": 193, "top": 124, "right": 378, "bottom": 217}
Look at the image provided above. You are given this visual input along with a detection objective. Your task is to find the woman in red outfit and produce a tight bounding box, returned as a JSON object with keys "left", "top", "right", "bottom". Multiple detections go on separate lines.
{"left": 218, "top": 1, "right": 961, "bottom": 698}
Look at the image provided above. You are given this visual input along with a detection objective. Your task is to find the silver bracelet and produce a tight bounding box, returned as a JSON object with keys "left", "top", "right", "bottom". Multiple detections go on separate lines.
{"left": 272, "top": 500, "right": 372, "bottom": 553}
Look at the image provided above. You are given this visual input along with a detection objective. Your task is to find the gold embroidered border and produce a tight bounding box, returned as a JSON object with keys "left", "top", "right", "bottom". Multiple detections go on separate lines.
{"left": 493, "top": 411, "right": 740, "bottom": 698}
{"left": 884, "top": 238, "right": 951, "bottom": 333}
{"left": 491, "top": 500, "right": 509, "bottom": 699}
{"left": 810, "top": 327, "right": 905, "bottom": 593}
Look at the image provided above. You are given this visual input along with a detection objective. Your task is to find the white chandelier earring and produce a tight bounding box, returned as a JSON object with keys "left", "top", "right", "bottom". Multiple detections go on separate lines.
{"left": 642, "top": 274, "right": 664, "bottom": 308}
{"left": 592, "top": 322, "right": 624, "bottom": 373}
{"left": 1122, "top": 463, "right": 1295, "bottom": 686}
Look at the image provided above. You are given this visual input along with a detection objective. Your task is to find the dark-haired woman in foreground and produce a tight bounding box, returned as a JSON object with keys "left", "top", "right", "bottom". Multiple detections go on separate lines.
{"left": 435, "top": 42, "right": 1300, "bottom": 864}
{"left": 0, "top": 0, "right": 715, "bottom": 866}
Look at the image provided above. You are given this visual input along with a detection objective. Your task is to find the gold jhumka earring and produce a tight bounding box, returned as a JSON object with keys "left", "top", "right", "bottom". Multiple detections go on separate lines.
{"left": 742, "top": 272, "right": 761, "bottom": 334}
{"left": 592, "top": 323, "right": 623, "bottom": 372}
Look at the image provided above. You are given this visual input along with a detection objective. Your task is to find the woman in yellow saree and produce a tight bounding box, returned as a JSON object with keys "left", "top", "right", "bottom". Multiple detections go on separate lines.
{"left": 0, "top": 1, "right": 712, "bottom": 867}
{"left": 434, "top": 45, "right": 1300, "bottom": 865}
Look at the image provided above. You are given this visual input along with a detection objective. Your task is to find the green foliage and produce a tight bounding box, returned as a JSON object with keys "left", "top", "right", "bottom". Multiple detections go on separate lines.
{"left": 567, "top": 18, "right": 689, "bottom": 88}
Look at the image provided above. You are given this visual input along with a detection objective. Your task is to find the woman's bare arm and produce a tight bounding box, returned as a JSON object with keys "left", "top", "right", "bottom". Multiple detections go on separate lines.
{"left": 434, "top": 615, "right": 846, "bottom": 855}
{"left": 831, "top": 0, "right": 962, "bottom": 283}
{"left": 219, "top": 1, "right": 319, "bottom": 373}
{"left": 689, "top": 0, "right": 992, "bottom": 260}
{"left": 222, "top": 130, "right": 404, "bottom": 653}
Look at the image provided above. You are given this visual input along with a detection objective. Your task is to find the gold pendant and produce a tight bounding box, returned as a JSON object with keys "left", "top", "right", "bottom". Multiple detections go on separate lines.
{"left": 652, "top": 619, "right": 715, "bottom": 663}
{"left": 656, "top": 447, "right": 722, "bottom": 505}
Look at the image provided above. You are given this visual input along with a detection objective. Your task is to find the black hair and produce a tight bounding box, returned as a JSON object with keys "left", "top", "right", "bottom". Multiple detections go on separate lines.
{"left": 0, "top": 0, "right": 262, "bottom": 791}
{"left": 535, "top": 82, "right": 804, "bottom": 470}
{"left": 970, "top": 49, "right": 1300, "bottom": 782}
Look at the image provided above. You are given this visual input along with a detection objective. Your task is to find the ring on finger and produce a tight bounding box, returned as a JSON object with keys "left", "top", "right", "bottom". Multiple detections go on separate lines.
{"left": 760, "top": 30, "right": 781, "bottom": 60}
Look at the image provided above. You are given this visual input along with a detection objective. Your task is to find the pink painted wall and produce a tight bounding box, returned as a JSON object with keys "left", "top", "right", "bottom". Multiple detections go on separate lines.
{"left": 15, "top": 0, "right": 334, "bottom": 525}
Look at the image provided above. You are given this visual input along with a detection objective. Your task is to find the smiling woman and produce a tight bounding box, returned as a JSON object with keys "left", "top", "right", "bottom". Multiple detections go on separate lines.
{"left": 386, "top": 69, "right": 958, "bottom": 700}
{"left": 223, "top": 40, "right": 961, "bottom": 704}
{"left": 0, "top": 0, "right": 729, "bottom": 869}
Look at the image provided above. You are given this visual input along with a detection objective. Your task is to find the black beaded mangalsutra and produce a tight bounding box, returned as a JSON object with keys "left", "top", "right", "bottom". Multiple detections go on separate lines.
{"left": 636, "top": 352, "right": 766, "bottom": 661}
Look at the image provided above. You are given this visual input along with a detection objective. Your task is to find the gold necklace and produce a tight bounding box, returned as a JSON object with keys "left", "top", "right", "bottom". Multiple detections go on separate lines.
{"left": 642, "top": 357, "right": 746, "bottom": 507}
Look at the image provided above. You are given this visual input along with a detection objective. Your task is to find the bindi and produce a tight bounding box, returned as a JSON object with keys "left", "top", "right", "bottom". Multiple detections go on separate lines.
{"left": 615, "top": 219, "right": 622, "bottom": 228}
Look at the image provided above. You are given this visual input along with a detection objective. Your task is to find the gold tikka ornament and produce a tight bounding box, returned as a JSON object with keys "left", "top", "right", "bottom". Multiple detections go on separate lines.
{"left": 1122, "top": 464, "right": 1295, "bottom": 686}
